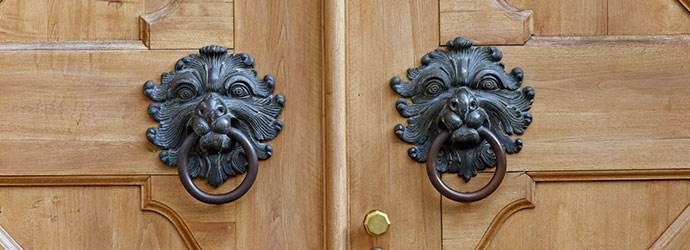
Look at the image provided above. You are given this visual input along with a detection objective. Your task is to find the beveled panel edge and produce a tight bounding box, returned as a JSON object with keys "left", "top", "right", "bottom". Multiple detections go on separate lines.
{"left": 475, "top": 175, "right": 535, "bottom": 250}
{"left": 650, "top": 202, "right": 690, "bottom": 249}
{"left": 0, "top": 40, "right": 147, "bottom": 52}
{"left": 525, "top": 34, "right": 690, "bottom": 47}
{"left": 680, "top": 0, "right": 690, "bottom": 13}
{"left": 527, "top": 169, "right": 690, "bottom": 182}
{"left": 439, "top": 0, "right": 533, "bottom": 45}
{"left": 0, "top": 175, "right": 201, "bottom": 250}
{"left": 0, "top": 224, "right": 23, "bottom": 250}
{"left": 139, "top": 0, "right": 234, "bottom": 49}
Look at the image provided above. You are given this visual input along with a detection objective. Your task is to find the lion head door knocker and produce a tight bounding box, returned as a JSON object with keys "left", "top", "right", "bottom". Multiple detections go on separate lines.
{"left": 391, "top": 37, "right": 534, "bottom": 202}
{"left": 144, "top": 45, "right": 285, "bottom": 204}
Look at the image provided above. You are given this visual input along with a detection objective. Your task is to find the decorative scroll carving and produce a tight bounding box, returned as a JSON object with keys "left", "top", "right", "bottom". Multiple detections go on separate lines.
{"left": 391, "top": 37, "right": 534, "bottom": 181}
{"left": 145, "top": 45, "right": 285, "bottom": 187}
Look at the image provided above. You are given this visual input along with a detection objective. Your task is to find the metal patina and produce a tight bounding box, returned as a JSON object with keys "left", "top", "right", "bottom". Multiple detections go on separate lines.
{"left": 144, "top": 45, "right": 285, "bottom": 188}
{"left": 391, "top": 37, "right": 534, "bottom": 183}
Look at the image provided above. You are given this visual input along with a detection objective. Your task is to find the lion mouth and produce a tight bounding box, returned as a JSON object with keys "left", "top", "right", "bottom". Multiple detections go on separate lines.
{"left": 449, "top": 126, "right": 481, "bottom": 145}
{"left": 441, "top": 101, "right": 486, "bottom": 146}
{"left": 198, "top": 132, "right": 233, "bottom": 153}
{"left": 191, "top": 112, "right": 238, "bottom": 153}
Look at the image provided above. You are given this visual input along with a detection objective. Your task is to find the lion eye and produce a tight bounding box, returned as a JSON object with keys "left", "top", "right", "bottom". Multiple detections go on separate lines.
{"left": 425, "top": 81, "right": 445, "bottom": 96}
{"left": 230, "top": 83, "right": 251, "bottom": 97}
{"left": 480, "top": 76, "right": 499, "bottom": 89}
{"left": 175, "top": 84, "right": 197, "bottom": 101}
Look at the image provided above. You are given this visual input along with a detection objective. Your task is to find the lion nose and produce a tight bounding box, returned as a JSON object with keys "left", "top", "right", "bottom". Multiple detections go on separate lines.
{"left": 195, "top": 94, "right": 227, "bottom": 121}
{"left": 448, "top": 90, "right": 477, "bottom": 116}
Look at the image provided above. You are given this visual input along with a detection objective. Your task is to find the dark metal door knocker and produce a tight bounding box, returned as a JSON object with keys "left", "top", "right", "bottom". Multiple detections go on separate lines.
{"left": 144, "top": 45, "right": 285, "bottom": 204}
{"left": 391, "top": 37, "right": 534, "bottom": 202}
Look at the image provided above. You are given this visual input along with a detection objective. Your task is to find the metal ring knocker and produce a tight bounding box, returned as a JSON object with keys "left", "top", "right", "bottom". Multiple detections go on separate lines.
{"left": 177, "top": 128, "right": 258, "bottom": 204}
{"left": 391, "top": 38, "right": 533, "bottom": 203}
{"left": 426, "top": 126, "right": 506, "bottom": 202}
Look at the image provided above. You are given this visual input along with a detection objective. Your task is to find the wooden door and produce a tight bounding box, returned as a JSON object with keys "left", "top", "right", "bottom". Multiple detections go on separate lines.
{"left": 3, "top": 0, "right": 690, "bottom": 249}
{"left": 0, "top": 0, "right": 323, "bottom": 249}
{"left": 340, "top": 0, "right": 690, "bottom": 249}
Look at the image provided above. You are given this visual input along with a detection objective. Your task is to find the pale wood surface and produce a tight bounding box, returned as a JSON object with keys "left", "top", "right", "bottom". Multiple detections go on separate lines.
{"left": 487, "top": 180, "right": 690, "bottom": 249}
{"left": 498, "top": 43, "right": 690, "bottom": 172}
{"left": 681, "top": 0, "right": 690, "bottom": 12}
{"left": 348, "top": 1, "right": 690, "bottom": 248}
{"left": 234, "top": 0, "right": 324, "bottom": 249}
{"left": 0, "top": 175, "right": 221, "bottom": 249}
{"left": 440, "top": 0, "right": 533, "bottom": 45}
{"left": 0, "top": 50, "right": 192, "bottom": 175}
{"left": 508, "top": 0, "right": 607, "bottom": 36}
{"left": 346, "top": 0, "right": 441, "bottom": 249}
{"left": 3, "top": 0, "right": 690, "bottom": 249}
{"left": 608, "top": 0, "right": 690, "bottom": 35}
{"left": 0, "top": 0, "right": 144, "bottom": 41}
{"left": 140, "top": 0, "right": 234, "bottom": 49}
{"left": 323, "top": 0, "right": 349, "bottom": 249}
{"left": 0, "top": 0, "right": 325, "bottom": 249}
{"left": 442, "top": 173, "right": 534, "bottom": 250}
{"left": 0, "top": 40, "right": 147, "bottom": 51}
{"left": 150, "top": 176, "right": 237, "bottom": 250}
{"left": 509, "top": 0, "right": 690, "bottom": 36}
{"left": 651, "top": 203, "right": 690, "bottom": 249}
{"left": 0, "top": 185, "right": 187, "bottom": 249}
{"left": 0, "top": 224, "right": 22, "bottom": 250}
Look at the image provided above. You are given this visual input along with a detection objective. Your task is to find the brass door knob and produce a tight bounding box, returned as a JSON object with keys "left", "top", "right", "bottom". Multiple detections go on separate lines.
{"left": 363, "top": 210, "right": 390, "bottom": 236}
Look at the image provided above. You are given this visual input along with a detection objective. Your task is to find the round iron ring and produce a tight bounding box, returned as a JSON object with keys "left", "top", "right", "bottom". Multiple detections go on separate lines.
{"left": 177, "top": 128, "right": 258, "bottom": 204}
{"left": 426, "top": 126, "right": 507, "bottom": 202}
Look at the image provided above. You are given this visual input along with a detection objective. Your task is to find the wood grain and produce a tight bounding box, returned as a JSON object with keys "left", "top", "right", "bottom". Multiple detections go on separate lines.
{"left": 495, "top": 43, "right": 690, "bottom": 172}
{"left": 680, "top": 0, "right": 690, "bottom": 12}
{"left": 0, "top": 224, "right": 23, "bottom": 250}
{"left": 529, "top": 169, "right": 690, "bottom": 182}
{"left": 608, "top": 0, "right": 690, "bottom": 35}
{"left": 149, "top": 176, "right": 237, "bottom": 250}
{"left": 0, "top": 181, "right": 188, "bottom": 249}
{"left": 346, "top": 0, "right": 441, "bottom": 249}
{"left": 0, "top": 50, "right": 194, "bottom": 175}
{"left": 0, "top": 40, "right": 147, "bottom": 51}
{"left": 140, "top": 0, "right": 234, "bottom": 49}
{"left": 650, "top": 203, "right": 690, "bottom": 249}
{"left": 0, "top": 0, "right": 144, "bottom": 41}
{"left": 234, "top": 0, "right": 324, "bottom": 249}
{"left": 0, "top": 0, "right": 324, "bottom": 249}
{"left": 440, "top": 0, "right": 533, "bottom": 45}
{"left": 508, "top": 0, "right": 690, "bottom": 36}
{"left": 487, "top": 180, "right": 690, "bottom": 249}
{"left": 525, "top": 34, "right": 690, "bottom": 46}
{"left": 508, "top": 0, "right": 606, "bottom": 35}
{"left": 442, "top": 173, "right": 534, "bottom": 250}
{"left": 323, "top": 0, "right": 348, "bottom": 249}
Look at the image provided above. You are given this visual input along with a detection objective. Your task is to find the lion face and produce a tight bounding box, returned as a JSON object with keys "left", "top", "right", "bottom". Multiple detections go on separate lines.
{"left": 145, "top": 45, "right": 285, "bottom": 187}
{"left": 391, "top": 38, "right": 534, "bottom": 182}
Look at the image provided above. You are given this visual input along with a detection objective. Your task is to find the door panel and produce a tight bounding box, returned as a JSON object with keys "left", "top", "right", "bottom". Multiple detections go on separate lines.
{"left": 346, "top": 0, "right": 690, "bottom": 249}
{"left": 0, "top": 0, "right": 144, "bottom": 41}
{"left": 0, "top": 184, "right": 187, "bottom": 249}
{"left": 345, "top": 0, "right": 441, "bottom": 249}
{"left": 2, "top": 0, "right": 690, "bottom": 249}
{"left": 509, "top": 0, "right": 690, "bottom": 35}
{"left": 487, "top": 180, "right": 690, "bottom": 249}
{"left": 0, "top": 0, "right": 323, "bottom": 249}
